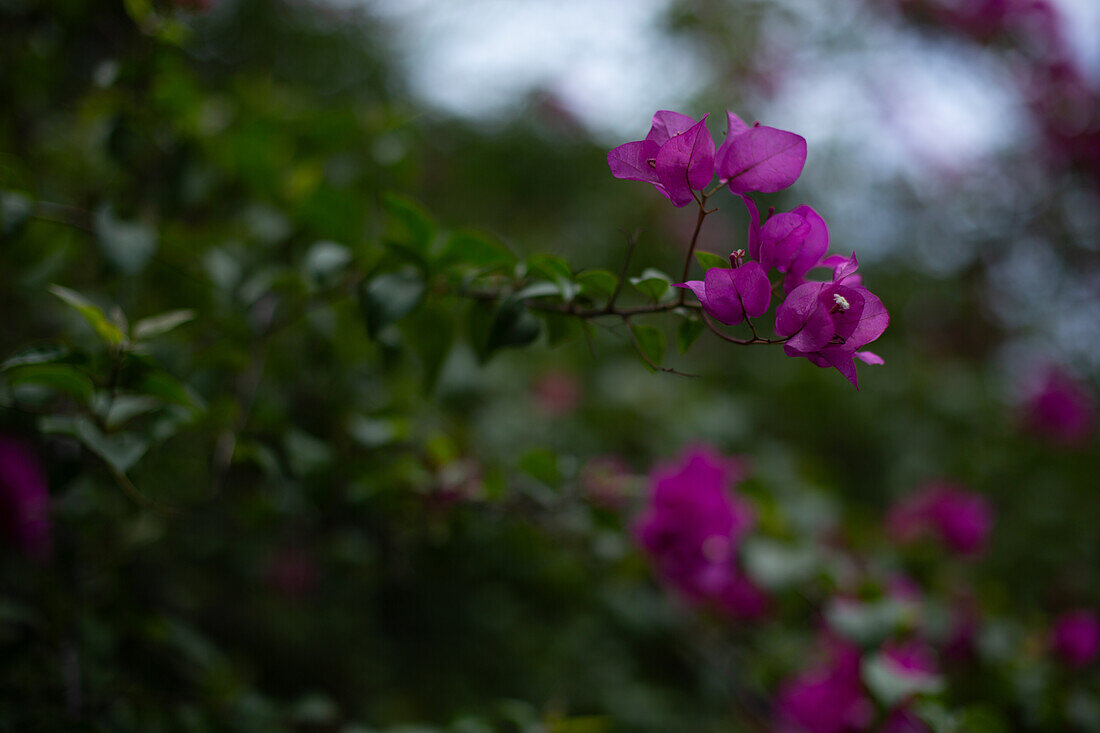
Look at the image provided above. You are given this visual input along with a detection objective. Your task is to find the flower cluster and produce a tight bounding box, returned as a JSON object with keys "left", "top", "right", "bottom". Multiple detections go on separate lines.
{"left": 887, "top": 482, "right": 994, "bottom": 556}
{"left": 634, "top": 446, "right": 765, "bottom": 619}
{"left": 608, "top": 110, "right": 888, "bottom": 387}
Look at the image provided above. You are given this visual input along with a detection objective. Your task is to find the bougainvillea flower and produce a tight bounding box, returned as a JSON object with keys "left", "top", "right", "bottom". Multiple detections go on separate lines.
{"left": 634, "top": 446, "right": 761, "bottom": 618}
{"left": 608, "top": 109, "right": 807, "bottom": 204}
{"left": 0, "top": 436, "right": 51, "bottom": 560}
{"left": 775, "top": 639, "right": 873, "bottom": 733}
{"left": 1051, "top": 610, "right": 1100, "bottom": 667}
{"left": 654, "top": 115, "right": 715, "bottom": 207}
{"left": 774, "top": 253, "right": 888, "bottom": 387}
{"left": 715, "top": 111, "right": 807, "bottom": 194}
{"left": 887, "top": 483, "right": 993, "bottom": 556}
{"left": 743, "top": 195, "right": 830, "bottom": 290}
{"left": 1023, "top": 366, "right": 1096, "bottom": 445}
{"left": 608, "top": 110, "right": 714, "bottom": 206}
{"left": 675, "top": 260, "right": 770, "bottom": 326}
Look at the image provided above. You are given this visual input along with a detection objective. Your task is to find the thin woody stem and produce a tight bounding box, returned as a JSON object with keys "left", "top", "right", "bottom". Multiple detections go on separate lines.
{"left": 678, "top": 195, "right": 711, "bottom": 305}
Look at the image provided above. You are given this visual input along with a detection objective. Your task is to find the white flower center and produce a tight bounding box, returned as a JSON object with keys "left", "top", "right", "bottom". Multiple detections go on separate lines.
{"left": 833, "top": 293, "right": 850, "bottom": 311}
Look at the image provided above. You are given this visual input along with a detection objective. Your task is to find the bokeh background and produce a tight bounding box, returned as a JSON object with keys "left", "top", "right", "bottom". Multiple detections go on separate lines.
{"left": 1, "top": 0, "right": 1098, "bottom": 730}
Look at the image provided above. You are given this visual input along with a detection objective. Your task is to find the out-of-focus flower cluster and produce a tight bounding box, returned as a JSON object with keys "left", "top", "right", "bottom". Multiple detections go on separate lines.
{"left": 634, "top": 446, "right": 1097, "bottom": 731}
{"left": 634, "top": 446, "right": 765, "bottom": 619}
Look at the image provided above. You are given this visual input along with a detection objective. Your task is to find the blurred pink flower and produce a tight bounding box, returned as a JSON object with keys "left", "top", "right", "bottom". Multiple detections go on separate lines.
{"left": 775, "top": 639, "right": 873, "bottom": 733}
{"left": 531, "top": 370, "right": 581, "bottom": 417}
{"left": 1023, "top": 366, "right": 1095, "bottom": 446}
{"left": 0, "top": 436, "right": 51, "bottom": 561}
{"left": 634, "top": 446, "right": 763, "bottom": 619}
{"left": 887, "top": 483, "right": 993, "bottom": 555}
{"left": 1051, "top": 609, "right": 1100, "bottom": 667}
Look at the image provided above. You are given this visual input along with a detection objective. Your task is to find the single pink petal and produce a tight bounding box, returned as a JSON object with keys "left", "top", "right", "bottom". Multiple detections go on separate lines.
{"left": 702, "top": 267, "right": 746, "bottom": 325}
{"left": 740, "top": 194, "right": 762, "bottom": 262}
{"left": 758, "top": 212, "right": 811, "bottom": 271}
{"left": 733, "top": 262, "right": 771, "bottom": 318}
{"left": 673, "top": 280, "right": 707, "bottom": 305}
{"left": 607, "top": 140, "right": 660, "bottom": 182}
{"left": 655, "top": 116, "right": 715, "bottom": 207}
{"left": 829, "top": 252, "right": 860, "bottom": 283}
{"left": 821, "top": 346, "right": 859, "bottom": 388}
{"left": 719, "top": 126, "right": 807, "bottom": 194}
{"left": 848, "top": 289, "right": 889, "bottom": 348}
{"left": 645, "top": 110, "right": 697, "bottom": 146}
{"left": 855, "top": 350, "right": 884, "bottom": 365}
{"left": 788, "top": 205, "right": 829, "bottom": 280}
{"left": 715, "top": 110, "right": 751, "bottom": 164}
{"left": 776, "top": 282, "right": 832, "bottom": 351}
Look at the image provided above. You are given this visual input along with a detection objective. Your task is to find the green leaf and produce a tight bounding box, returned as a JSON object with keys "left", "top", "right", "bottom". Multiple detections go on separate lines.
{"left": 302, "top": 240, "right": 353, "bottom": 285}
{"left": 94, "top": 205, "right": 157, "bottom": 275}
{"left": 676, "top": 317, "right": 705, "bottom": 354}
{"left": 132, "top": 309, "right": 196, "bottom": 340}
{"left": 694, "top": 250, "right": 729, "bottom": 272}
{"left": 437, "top": 230, "right": 515, "bottom": 271}
{"left": 5, "top": 363, "right": 94, "bottom": 404}
{"left": 471, "top": 299, "right": 542, "bottom": 363}
{"left": 519, "top": 448, "right": 561, "bottom": 487}
{"left": 1, "top": 344, "right": 70, "bottom": 371}
{"left": 139, "top": 371, "right": 203, "bottom": 409}
{"left": 49, "top": 285, "right": 127, "bottom": 347}
{"left": 381, "top": 192, "right": 435, "bottom": 254}
{"left": 1, "top": 191, "right": 33, "bottom": 238}
{"left": 629, "top": 323, "right": 665, "bottom": 371}
{"left": 359, "top": 269, "right": 425, "bottom": 337}
{"left": 742, "top": 538, "right": 820, "bottom": 589}
{"left": 525, "top": 254, "right": 577, "bottom": 300}
{"left": 348, "top": 414, "right": 410, "bottom": 448}
{"left": 629, "top": 268, "right": 672, "bottom": 301}
{"left": 575, "top": 269, "right": 618, "bottom": 298}
{"left": 39, "top": 415, "right": 149, "bottom": 473}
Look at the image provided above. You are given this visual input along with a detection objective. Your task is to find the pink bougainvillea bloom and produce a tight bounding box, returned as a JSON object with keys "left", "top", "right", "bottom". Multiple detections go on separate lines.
{"left": 0, "top": 437, "right": 51, "bottom": 560}
{"left": 532, "top": 370, "right": 582, "bottom": 417}
{"left": 608, "top": 109, "right": 806, "bottom": 204}
{"left": 1023, "top": 366, "right": 1096, "bottom": 445}
{"left": 716, "top": 112, "right": 808, "bottom": 194}
{"left": 675, "top": 259, "right": 770, "bottom": 326}
{"left": 634, "top": 446, "right": 762, "bottom": 619}
{"left": 1051, "top": 610, "right": 1100, "bottom": 667}
{"left": 887, "top": 483, "right": 993, "bottom": 556}
{"left": 742, "top": 195, "right": 830, "bottom": 292}
{"left": 608, "top": 110, "right": 713, "bottom": 207}
{"left": 774, "top": 253, "right": 888, "bottom": 387}
{"left": 775, "top": 639, "right": 873, "bottom": 733}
